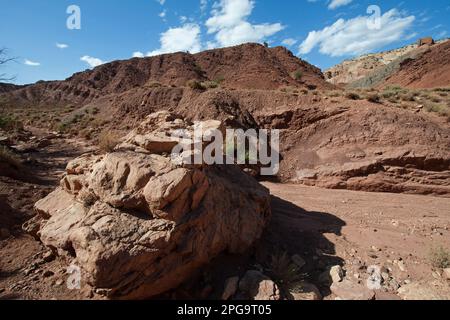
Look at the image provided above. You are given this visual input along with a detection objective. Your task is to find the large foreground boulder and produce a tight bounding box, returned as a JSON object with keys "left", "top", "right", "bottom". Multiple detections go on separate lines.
{"left": 34, "top": 112, "right": 271, "bottom": 299}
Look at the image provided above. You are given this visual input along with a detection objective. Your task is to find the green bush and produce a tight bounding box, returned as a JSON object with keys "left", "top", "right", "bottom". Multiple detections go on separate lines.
{"left": 0, "top": 115, "right": 23, "bottom": 131}
{"left": 292, "top": 70, "right": 303, "bottom": 81}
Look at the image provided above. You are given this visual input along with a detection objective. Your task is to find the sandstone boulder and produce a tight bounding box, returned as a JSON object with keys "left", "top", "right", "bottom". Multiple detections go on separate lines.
{"left": 33, "top": 111, "right": 271, "bottom": 299}
{"left": 238, "top": 270, "right": 281, "bottom": 300}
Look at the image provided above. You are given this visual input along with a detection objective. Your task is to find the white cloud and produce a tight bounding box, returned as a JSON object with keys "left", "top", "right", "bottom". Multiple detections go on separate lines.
{"left": 56, "top": 43, "right": 69, "bottom": 49}
{"left": 299, "top": 9, "right": 415, "bottom": 57}
{"left": 328, "top": 0, "right": 353, "bottom": 10}
{"left": 205, "top": 0, "right": 284, "bottom": 47}
{"left": 24, "top": 59, "right": 40, "bottom": 66}
{"left": 159, "top": 10, "right": 167, "bottom": 18}
{"left": 132, "top": 51, "right": 145, "bottom": 58}
{"left": 147, "top": 23, "right": 202, "bottom": 56}
{"left": 80, "top": 55, "right": 105, "bottom": 68}
{"left": 156, "top": 0, "right": 166, "bottom": 5}
{"left": 200, "top": 0, "right": 208, "bottom": 12}
{"left": 282, "top": 38, "right": 297, "bottom": 46}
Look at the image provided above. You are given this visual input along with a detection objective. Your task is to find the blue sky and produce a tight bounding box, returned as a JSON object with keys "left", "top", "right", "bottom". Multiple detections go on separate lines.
{"left": 1, "top": 0, "right": 449, "bottom": 85}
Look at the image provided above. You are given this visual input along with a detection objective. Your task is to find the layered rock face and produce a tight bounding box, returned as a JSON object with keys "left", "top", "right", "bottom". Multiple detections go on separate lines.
{"left": 34, "top": 111, "right": 271, "bottom": 299}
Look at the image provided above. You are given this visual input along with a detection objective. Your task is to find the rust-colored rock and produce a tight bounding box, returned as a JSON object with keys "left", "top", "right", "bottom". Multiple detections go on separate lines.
{"left": 34, "top": 112, "right": 271, "bottom": 299}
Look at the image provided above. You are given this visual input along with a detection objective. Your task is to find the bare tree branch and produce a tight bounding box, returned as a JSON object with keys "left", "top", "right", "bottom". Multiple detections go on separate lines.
{"left": 0, "top": 48, "right": 16, "bottom": 82}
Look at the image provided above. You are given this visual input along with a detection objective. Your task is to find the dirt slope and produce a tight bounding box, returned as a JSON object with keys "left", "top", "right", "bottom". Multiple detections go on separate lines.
{"left": 326, "top": 39, "right": 450, "bottom": 89}
{"left": 383, "top": 40, "right": 450, "bottom": 89}
{"left": 0, "top": 43, "right": 331, "bottom": 107}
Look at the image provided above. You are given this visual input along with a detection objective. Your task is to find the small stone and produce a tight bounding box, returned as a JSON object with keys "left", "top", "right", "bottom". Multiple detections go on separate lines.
{"left": 291, "top": 254, "right": 306, "bottom": 270}
{"left": 222, "top": 276, "right": 239, "bottom": 300}
{"left": 55, "top": 279, "right": 64, "bottom": 286}
{"left": 239, "top": 270, "right": 280, "bottom": 301}
{"left": 330, "top": 265, "right": 344, "bottom": 283}
{"left": 319, "top": 265, "right": 344, "bottom": 284}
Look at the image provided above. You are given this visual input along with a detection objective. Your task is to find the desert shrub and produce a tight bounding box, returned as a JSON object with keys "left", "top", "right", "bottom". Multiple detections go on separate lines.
{"left": 292, "top": 70, "right": 303, "bottom": 81}
{"left": 429, "top": 246, "right": 450, "bottom": 269}
{"left": 433, "top": 87, "right": 450, "bottom": 93}
{"left": 192, "top": 64, "right": 205, "bottom": 76}
{"left": 430, "top": 96, "right": 441, "bottom": 103}
{"left": 424, "top": 103, "right": 450, "bottom": 117}
{"left": 0, "top": 146, "right": 21, "bottom": 169}
{"left": 306, "top": 84, "right": 317, "bottom": 91}
{"left": 388, "top": 97, "right": 399, "bottom": 104}
{"left": 367, "top": 93, "right": 381, "bottom": 103}
{"left": 98, "top": 130, "right": 119, "bottom": 153}
{"left": 186, "top": 79, "right": 205, "bottom": 90}
{"left": 346, "top": 92, "right": 361, "bottom": 100}
{"left": 202, "top": 81, "right": 219, "bottom": 89}
{"left": 384, "top": 85, "right": 403, "bottom": 92}
{"left": 0, "top": 115, "right": 23, "bottom": 131}
{"left": 400, "top": 93, "right": 416, "bottom": 102}
{"left": 382, "top": 90, "right": 397, "bottom": 99}
{"left": 215, "top": 75, "right": 225, "bottom": 84}
{"left": 90, "top": 107, "right": 100, "bottom": 115}
{"left": 56, "top": 122, "right": 69, "bottom": 133}
{"left": 267, "top": 251, "right": 301, "bottom": 287}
